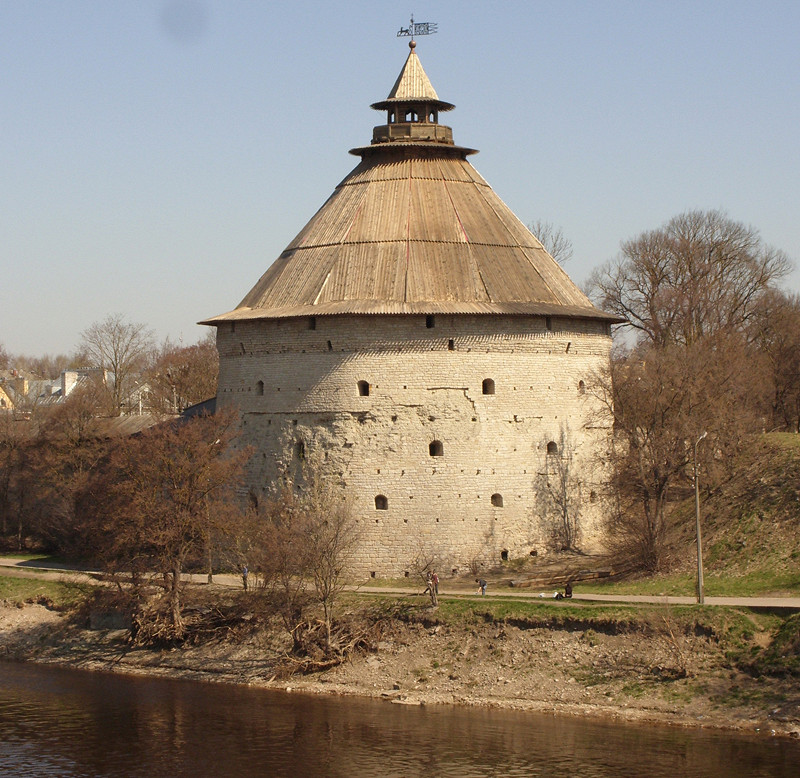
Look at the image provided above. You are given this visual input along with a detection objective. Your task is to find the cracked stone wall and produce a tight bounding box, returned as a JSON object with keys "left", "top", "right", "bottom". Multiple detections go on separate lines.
{"left": 216, "top": 313, "right": 614, "bottom": 577}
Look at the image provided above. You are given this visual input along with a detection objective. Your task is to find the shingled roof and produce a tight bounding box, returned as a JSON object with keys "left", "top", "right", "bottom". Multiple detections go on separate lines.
{"left": 371, "top": 44, "right": 452, "bottom": 110}
{"left": 203, "top": 43, "right": 616, "bottom": 325}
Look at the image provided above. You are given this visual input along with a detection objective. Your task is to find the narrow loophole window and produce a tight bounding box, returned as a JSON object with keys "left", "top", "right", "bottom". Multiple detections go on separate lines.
{"left": 491, "top": 493, "right": 504, "bottom": 507}
{"left": 426, "top": 315, "right": 435, "bottom": 329}
{"left": 578, "top": 380, "right": 586, "bottom": 394}
{"left": 256, "top": 380, "right": 264, "bottom": 396}
{"left": 547, "top": 441, "right": 558, "bottom": 455}
{"left": 429, "top": 440, "right": 444, "bottom": 457}
{"left": 358, "top": 380, "right": 370, "bottom": 397}
{"left": 375, "top": 495, "right": 388, "bottom": 510}
{"left": 482, "top": 378, "right": 495, "bottom": 395}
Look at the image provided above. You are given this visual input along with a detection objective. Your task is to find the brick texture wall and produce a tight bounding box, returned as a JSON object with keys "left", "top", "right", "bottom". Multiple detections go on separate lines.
{"left": 216, "top": 313, "right": 613, "bottom": 577}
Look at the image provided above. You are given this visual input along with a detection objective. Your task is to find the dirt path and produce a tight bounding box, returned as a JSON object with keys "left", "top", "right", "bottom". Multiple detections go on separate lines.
{"left": 2, "top": 558, "right": 799, "bottom": 611}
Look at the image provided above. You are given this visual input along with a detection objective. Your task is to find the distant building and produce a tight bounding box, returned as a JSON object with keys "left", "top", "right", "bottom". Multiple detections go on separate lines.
{"left": 0, "top": 367, "right": 110, "bottom": 413}
{"left": 0, "top": 383, "right": 13, "bottom": 411}
{"left": 203, "top": 44, "right": 621, "bottom": 576}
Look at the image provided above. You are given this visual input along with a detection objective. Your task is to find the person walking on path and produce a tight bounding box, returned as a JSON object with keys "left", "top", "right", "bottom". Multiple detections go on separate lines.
{"left": 476, "top": 578, "right": 487, "bottom": 596}
{"left": 423, "top": 571, "right": 438, "bottom": 606}
{"left": 241, "top": 564, "right": 249, "bottom": 592}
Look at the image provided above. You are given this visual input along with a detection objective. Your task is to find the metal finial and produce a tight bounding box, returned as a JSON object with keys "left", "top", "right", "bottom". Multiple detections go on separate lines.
{"left": 397, "top": 15, "right": 438, "bottom": 41}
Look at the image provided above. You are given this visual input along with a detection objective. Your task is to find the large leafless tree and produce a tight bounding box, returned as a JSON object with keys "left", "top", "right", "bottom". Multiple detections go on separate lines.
{"left": 593, "top": 335, "right": 763, "bottom": 571}
{"left": 589, "top": 210, "right": 791, "bottom": 347}
{"left": 586, "top": 211, "right": 793, "bottom": 571}
{"left": 95, "top": 410, "right": 251, "bottom": 637}
{"left": 79, "top": 314, "right": 155, "bottom": 414}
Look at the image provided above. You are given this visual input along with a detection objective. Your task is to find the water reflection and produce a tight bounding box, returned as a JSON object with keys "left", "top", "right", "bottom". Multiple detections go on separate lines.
{"left": 0, "top": 661, "right": 797, "bottom": 777}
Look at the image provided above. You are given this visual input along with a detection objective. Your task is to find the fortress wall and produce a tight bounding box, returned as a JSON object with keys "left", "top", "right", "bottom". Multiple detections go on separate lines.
{"left": 216, "top": 314, "right": 613, "bottom": 577}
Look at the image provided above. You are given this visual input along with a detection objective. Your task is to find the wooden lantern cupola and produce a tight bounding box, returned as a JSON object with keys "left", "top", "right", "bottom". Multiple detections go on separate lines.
{"left": 367, "top": 40, "right": 463, "bottom": 149}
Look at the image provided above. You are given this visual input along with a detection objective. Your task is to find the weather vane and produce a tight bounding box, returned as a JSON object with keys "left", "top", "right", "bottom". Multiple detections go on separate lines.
{"left": 397, "top": 15, "right": 438, "bottom": 40}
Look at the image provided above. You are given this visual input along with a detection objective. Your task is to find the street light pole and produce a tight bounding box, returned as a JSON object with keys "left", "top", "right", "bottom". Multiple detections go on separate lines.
{"left": 694, "top": 431, "right": 708, "bottom": 605}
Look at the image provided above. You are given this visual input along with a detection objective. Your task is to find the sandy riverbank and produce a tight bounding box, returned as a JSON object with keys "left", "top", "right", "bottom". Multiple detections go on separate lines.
{"left": 3, "top": 598, "right": 799, "bottom": 740}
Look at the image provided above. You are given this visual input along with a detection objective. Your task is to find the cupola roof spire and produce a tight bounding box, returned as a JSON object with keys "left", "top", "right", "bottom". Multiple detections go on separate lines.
{"left": 371, "top": 41, "right": 452, "bottom": 110}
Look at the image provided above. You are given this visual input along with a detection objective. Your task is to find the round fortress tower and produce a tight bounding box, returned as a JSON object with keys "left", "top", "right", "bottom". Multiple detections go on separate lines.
{"left": 202, "top": 43, "right": 619, "bottom": 577}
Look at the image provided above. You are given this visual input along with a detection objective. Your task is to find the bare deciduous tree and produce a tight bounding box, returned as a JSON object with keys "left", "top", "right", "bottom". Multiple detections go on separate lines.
{"left": 0, "top": 413, "right": 33, "bottom": 547}
{"left": 304, "top": 474, "right": 359, "bottom": 649}
{"left": 255, "top": 449, "right": 359, "bottom": 653}
{"left": 254, "top": 486, "right": 316, "bottom": 650}
{"left": 146, "top": 332, "right": 219, "bottom": 413}
{"left": 593, "top": 335, "right": 762, "bottom": 571}
{"left": 30, "top": 384, "right": 111, "bottom": 554}
{"left": 9, "top": 352, "right": 77, "bottom": 380}
{"left": 80, "top": 314, "right": 155, "bottom": 414}
{"left": 536, "top": 427, "right": 584, "bottom": 552}
{"left": 749, "top": 290, "right": 800, "bottom": 433}
{"left": 528, "top": 219, "right": 574, "bottom": 265}
{"left": 94, "top": 410, "right": 251, "bottom": 638}
{"left": 588, "top": 210, "right": 791, "bottom": 347}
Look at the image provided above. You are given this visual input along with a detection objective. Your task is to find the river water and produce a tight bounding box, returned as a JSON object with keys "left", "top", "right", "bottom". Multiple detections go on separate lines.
{"left": 1, "top": 661, "right": 798, "bottom": 777}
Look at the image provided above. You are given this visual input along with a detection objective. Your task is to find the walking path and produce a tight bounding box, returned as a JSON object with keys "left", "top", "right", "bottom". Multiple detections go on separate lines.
{"left": 2, "top": 556, "right": 799, "bottom": 611}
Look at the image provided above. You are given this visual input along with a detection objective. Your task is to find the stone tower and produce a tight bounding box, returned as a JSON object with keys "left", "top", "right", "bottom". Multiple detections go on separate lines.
{"left": 203, "top": 43, "right": 618, "bottom": 577}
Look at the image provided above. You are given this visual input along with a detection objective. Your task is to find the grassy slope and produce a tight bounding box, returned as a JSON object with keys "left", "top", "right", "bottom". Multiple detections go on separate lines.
{"left": 579, "top": 433, "right": 800, "bottom": 597}
{"left": 0, "top": 575, "right": 91, "bottom": 608}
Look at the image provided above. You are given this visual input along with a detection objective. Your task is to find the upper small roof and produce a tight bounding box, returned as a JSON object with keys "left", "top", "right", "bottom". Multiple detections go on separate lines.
{"left": 202, "top": 45, "right": 618, "bottom": 326}
{"left": 371, "top": 42, "right": 454, "bottom": 111}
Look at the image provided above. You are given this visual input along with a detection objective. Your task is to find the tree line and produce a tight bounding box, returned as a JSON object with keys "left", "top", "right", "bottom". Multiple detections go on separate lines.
{"left": 1, "top": 316, "right": 219, "bottom": 417}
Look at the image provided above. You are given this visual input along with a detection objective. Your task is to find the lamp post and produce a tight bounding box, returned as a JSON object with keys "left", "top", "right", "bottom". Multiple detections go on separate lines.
{"left": 693, "top": 431, "right": 708, "bottom": 604}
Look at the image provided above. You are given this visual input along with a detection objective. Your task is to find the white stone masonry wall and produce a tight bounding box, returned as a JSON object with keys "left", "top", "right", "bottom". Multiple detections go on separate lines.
{"left": 216, "top": 314, "right": 613, "bottom": 578}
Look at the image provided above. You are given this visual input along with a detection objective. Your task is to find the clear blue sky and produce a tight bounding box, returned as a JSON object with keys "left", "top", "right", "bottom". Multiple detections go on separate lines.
{"left": 3, "top": 1, "right": 799, "bottom": 356}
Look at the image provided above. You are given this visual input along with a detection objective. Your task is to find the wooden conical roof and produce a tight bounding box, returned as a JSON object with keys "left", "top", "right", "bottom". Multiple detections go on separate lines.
{"left": 203, "top": 45, "right": 616, "bottom": 325}
{"left": 371, "top": 44, "right": 453, "bottom": 111}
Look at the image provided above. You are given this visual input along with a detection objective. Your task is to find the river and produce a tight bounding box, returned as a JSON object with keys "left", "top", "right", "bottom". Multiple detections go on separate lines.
{"left": 1, "top": 662, "right": 798, "bottom": 777}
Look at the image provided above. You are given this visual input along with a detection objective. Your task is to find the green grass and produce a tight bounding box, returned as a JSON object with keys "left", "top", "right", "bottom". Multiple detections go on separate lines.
{"left": 355, "top": 590, "right": 682, "bottom": 626}
{"left": 766, "top": 432, "right": 800, "bottom": 449}
{"left": 577, "top": 569, "right": 800, "bottom": 598}
{"left": 0, "top": 572, "right": 91, "bottom": 608}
